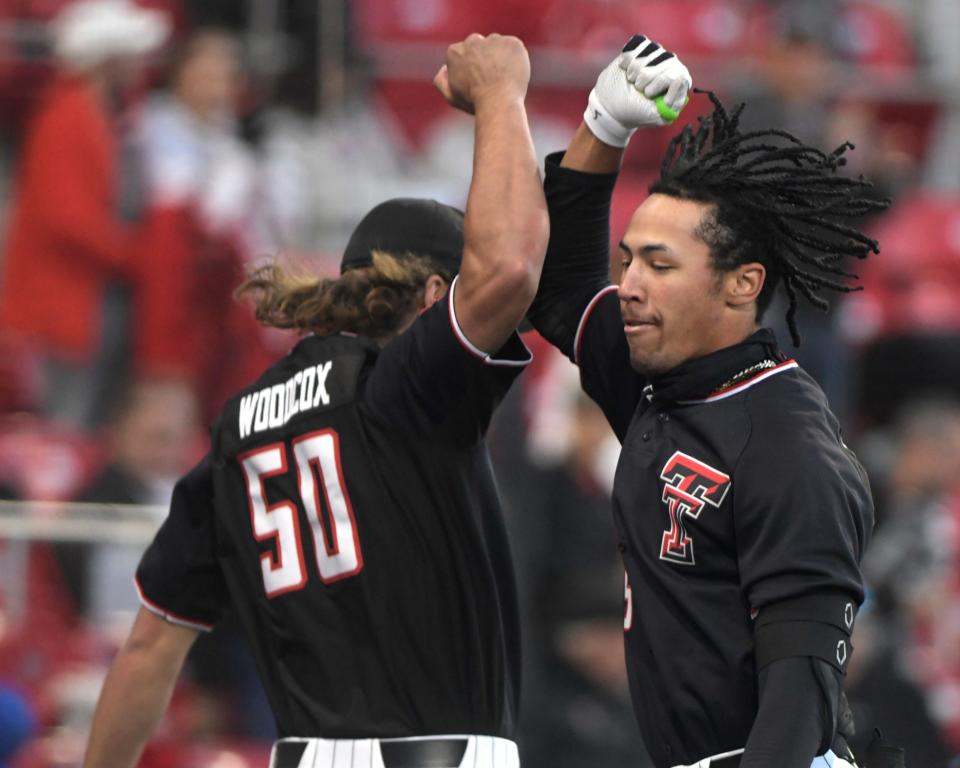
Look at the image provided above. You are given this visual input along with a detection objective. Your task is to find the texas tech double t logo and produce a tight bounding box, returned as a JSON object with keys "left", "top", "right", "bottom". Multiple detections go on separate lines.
{"left": 659, "top": 451, "right": 731, "bottom": 566}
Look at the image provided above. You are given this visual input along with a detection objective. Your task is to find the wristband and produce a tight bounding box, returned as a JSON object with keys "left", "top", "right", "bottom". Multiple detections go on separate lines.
{"left": 584, "top": 88, "right": 635, "bottom": 148}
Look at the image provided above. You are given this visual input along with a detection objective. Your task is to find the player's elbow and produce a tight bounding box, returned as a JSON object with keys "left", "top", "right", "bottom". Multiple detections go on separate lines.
{"left": 496, "top": 211, "right": 550, "bottom": 295}
{"left": 514, "top": 206, "right": 550, "bottom": 273}
{"left": 488, "top": 257, "right": 541, "bottom": 311}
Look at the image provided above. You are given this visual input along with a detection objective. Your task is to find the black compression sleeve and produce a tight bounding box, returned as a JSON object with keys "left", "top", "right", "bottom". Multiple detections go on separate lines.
{"left": 526, "top": 151, "right": 619, "bottom": 361}
{"left": 740, "top": 657, "right": 842, "bottom": 768}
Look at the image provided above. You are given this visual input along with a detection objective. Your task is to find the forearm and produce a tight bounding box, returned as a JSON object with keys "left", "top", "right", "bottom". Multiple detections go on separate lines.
{"left": 453, "top": 91, "right": 548, "bottom": 352}
{"left": 561, "top": 122, "right": 625, "bottom": 173}
{"left": 740, "top": 657, "right": 837, "bottom": 768}
{"left": 83, "top": 648, "right": 181, "bottom": 767}
{"left": 526, "top": 145, "right": 619, "bottom": 360}
{"left": 84, "top": 611, "right": 196, "bottom": 768}
{"left": 464, "top": 94, "right": 547, "bottom": 285}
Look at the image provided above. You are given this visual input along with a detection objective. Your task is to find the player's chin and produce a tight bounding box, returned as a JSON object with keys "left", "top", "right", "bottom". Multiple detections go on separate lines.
{"left": 627, "top": 342, "right": 666, "bottom": 377}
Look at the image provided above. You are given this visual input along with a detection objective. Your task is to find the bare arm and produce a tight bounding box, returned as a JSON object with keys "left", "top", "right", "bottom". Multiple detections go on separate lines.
{"left": 559, "top": 121, "right": 625, "bottom": 174}
{"left": 83, "top": 607, "right": 199, "bottom": 768}
{"left": 435, "top": 34, "right": 549, "bottom": 354}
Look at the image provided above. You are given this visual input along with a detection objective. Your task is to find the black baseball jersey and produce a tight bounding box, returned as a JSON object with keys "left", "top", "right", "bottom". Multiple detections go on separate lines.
{"left": 528, "top": 155, "right": 873, "bottom": 768}
{"left": 135, "top": 277, "right": 530, "bottom": 739}
{"left": 576, "top": 292, "right": 872, "bottom": 768}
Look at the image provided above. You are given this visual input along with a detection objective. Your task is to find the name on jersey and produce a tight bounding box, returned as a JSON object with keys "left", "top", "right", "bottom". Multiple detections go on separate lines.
{"left": 238, "top": 361, "right": 333, "bottom": 439}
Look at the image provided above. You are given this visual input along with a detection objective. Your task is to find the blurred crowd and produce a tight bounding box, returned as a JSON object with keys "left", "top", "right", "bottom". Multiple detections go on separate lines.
{"left": 0, "top": 0, "right": 958, "bottom": 766}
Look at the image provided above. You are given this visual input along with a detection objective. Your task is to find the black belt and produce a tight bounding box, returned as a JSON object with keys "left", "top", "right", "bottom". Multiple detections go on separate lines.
{"left": 272, "top": 737, "right": 468, "bottom": 768}
{"left": 381, "top": 738, "right": 468, "bottom": 768}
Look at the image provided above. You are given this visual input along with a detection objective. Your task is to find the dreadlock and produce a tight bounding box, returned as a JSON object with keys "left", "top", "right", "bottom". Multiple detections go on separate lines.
{"left": 649, "top": 90, "right": 889, "bottom": 346}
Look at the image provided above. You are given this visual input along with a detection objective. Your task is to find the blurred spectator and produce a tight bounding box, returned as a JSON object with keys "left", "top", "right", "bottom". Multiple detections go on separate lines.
{"left": 0, "top": 0, "right": 170, "bottom": 430}
{"left": 501, "top": 369, "right": 651, "bottom": 768}
{"left": 736, "top": 2, "right": 916, "bottom": 423}
{"left": 732, "top": 2, "right": 856, "bottom": 415}
{"left": 741, "top": 1, "right": 837, "bottom": 147}
{"left": 57, "top": 376, "right": 200, "bottom": 619}
{"left": 863, "top": 398, "right": 960, "bottom": 613}
{"left": 260, "top": 49, "right": 479, "bottom": 262}
{"left": 136, "top": 28, "right": 274, "bottom": 420}
{"left": 825, "top": 100, "right": 919, "bottom": 205}
{"left": 0, "top": 415, "right": 100, "bottom": 502}
{"left": 62, "top": 374, "right": 272, "bottom": 743}
{"left": 845, "top": 613, "right": 953, "bottom": 767}
{"left": 859, "top": 398, "right": 960, "bottom": 759}
{"left": 81, "top": 375, "right": 200, "bottom": 505}
{"left": 843, "top": 196, "right": 960, "bottom": 430}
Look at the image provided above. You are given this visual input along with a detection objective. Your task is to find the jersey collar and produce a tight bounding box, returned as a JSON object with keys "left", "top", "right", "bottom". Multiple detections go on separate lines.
{"left": 646, "top": 328, "right": 791, "bottom": 404}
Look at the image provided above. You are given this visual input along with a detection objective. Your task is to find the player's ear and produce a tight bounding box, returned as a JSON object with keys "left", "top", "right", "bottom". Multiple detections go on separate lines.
{"left": 420, "top": 274, "right": 449, "bottom": 310}
{"left": 725, "top": 262, "right": 765, "bottom": 308}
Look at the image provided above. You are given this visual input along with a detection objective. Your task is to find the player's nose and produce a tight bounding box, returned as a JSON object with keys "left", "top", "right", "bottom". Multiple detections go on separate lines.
{"left": 617, "top": 262, "right": 648, "bottom": 303}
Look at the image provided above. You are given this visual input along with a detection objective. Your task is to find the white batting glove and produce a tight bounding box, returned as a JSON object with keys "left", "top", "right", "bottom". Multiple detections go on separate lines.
{"left": 584, "top": 34, "right": 693, "bottom": 148}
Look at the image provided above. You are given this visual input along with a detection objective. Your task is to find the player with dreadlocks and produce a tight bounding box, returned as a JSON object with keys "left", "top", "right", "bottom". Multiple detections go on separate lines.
{"left": 527, "top": 35, "right": 898, "bottom": 768}
{"left": 651, "top": 90, "right": 885, "bottom": 347}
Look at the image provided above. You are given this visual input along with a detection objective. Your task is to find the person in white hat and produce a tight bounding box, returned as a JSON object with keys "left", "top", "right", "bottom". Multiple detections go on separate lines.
{"left": 53, "top": 0, "right": 169, "bottom": 72}
{"left": 0, "top": 1, "right": 171, "bottom": 429}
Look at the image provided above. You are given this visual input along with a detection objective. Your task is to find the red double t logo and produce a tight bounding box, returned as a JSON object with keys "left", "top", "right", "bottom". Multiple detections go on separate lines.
{"left": 658, "top": 451, "right": 731, "bottom": 566}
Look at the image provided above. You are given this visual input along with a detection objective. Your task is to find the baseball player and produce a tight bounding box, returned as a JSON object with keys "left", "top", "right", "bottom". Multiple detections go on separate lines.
{"left": 82, "top": 33, "right": 547, "bottom": 768}
{"left": 526, "top": 35, "right": 894, "bottom": 768}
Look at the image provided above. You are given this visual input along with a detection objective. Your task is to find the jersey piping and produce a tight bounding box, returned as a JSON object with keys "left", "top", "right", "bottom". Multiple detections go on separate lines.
{"left": 676, "top": 360, "right": 798, "bottom": 404}
{"left": 574, "top": 285, "right": 618, "bottom": 365}
{"left": 134, "top": 574, "right": 215, "bottom": 632}
{"left": 447, "top": 276, "right": 533, "bottom": 367}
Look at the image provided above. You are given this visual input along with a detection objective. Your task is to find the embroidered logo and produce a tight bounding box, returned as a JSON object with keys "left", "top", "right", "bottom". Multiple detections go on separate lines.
{"left": 659, "top": 451, "right": 731, "bottom": 565}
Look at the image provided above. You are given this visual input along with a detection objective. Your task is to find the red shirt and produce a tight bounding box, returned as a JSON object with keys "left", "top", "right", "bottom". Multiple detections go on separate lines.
{"left": 0, "top": 74, "right": 130, "bottom": 360}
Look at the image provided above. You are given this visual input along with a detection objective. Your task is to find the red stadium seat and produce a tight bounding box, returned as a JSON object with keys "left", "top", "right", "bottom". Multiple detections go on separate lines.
{"left": 355, "top": 0, "right": 551, "bottom": 45}
{"left": 844, "top": 194, "right": 960, "bottom": 343}
{"left": 0, "top": 415, "right": 102, "bottom": 501}
{"left": 535, "top": 0, "right": 753, "bottom": 57}
{"left": 837, "top": 1, "right": 915, "bottom": 70}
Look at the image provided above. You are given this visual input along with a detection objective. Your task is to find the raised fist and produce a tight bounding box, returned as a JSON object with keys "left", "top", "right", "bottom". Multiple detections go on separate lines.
{"left": 585, "top": 34, "right": 692, "bottom": 147}
{"left": 434, "top": 33, "right": 530, "bottom": 114}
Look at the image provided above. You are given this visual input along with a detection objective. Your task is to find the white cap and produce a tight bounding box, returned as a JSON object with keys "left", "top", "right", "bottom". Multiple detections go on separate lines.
{"left": 53, "top": 0, "right": 171, "bottom": 70}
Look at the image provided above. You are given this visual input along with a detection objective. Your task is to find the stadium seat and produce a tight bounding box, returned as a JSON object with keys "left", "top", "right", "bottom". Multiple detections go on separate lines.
{"left": 0, "top": 415, "right": 102, "bottom": 501}
{"left": 847, "top": 194, "right": 960, "bottom": 342}
{"left": 836, "top": 1, "right": 915, "bottom": 70}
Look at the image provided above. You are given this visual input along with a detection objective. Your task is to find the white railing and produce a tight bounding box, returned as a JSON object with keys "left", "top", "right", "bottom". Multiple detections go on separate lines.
{"left": 0, "top": 501, "right": 164, "bottom": 544}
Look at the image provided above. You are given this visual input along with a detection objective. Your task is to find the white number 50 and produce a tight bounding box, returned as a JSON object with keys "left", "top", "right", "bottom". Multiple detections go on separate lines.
{"left": 241, "top": 429, "right": 363, "bottom": 598}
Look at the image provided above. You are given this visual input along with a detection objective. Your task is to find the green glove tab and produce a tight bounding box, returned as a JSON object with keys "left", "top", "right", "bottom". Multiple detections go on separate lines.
{"left": 654, "top": 95, "right": 689, "bottom": 124}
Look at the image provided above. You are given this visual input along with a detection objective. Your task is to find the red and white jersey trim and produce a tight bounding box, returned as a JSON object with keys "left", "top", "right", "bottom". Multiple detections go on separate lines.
{"left": 574, "top": 285, "right": 618, "bottom": 365}
{"left": 677, "top": 360, "right": 799, "bottom": 405}
{"left": 447, "top": 276, "right": 532, "bottom": 367}
{"left": 134, "top": 575, "right": 215, "bottom": 633}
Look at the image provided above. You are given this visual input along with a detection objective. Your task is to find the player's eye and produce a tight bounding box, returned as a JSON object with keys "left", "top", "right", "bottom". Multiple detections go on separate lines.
{"left": 651, "top": 263, "right": 673, "bottom": 272}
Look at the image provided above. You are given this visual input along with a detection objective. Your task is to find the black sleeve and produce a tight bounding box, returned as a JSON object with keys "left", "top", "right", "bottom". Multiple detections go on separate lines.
{"left": 526, "top": 152, "right": 645, "bottom": 441}
{"left": 575, "top": 291, "right": 645, "bottom": 442}
{"left": 360, "top": 275, "right": 531, "bottom": 445}
{"left": 135, "top": 454, "right": 226, "bottom": 631}
{"left": 740, "top": 657, "right": 842, "bottom": 768}
{"left": 526, "top": 151, "right": 619, "bottom": 360}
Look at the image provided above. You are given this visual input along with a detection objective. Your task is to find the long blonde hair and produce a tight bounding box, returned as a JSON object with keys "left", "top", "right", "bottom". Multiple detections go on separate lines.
{"left": 236, "top": 251, "right": 442, "bottom": 338}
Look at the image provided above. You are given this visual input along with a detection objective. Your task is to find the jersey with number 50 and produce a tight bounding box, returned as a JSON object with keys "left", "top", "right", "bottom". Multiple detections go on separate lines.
{"left": 135, "top": 284, "right": 531, "bottom": 740}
